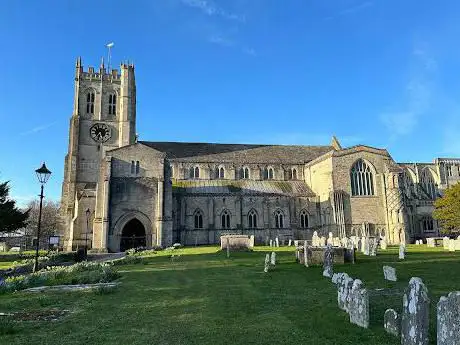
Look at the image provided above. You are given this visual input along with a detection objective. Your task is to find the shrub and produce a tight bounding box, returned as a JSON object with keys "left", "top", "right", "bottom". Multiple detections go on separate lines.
{"left": 74, "top": 248, "right": 87, "bottom": 262}
{"left": 0, "top": 261, "right": 120, "bottom": 294}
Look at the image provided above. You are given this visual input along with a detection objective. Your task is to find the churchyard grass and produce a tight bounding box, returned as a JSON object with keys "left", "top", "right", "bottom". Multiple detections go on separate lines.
{"left": 0, "top": 245, "right": 459, "bottom": 344}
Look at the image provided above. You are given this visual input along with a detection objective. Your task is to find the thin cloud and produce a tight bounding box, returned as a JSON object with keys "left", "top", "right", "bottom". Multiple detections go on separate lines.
{"left": 180, "top": 0, "right": 245, "bottom": 22}
{"left": 21, "top": 122, "right": 56, "bottom": 136}
{"left": 208, "top": 34, "right": 234, "bottom": 47}
{"left": 325, "top": 1, "right": 374, "bottom": 20}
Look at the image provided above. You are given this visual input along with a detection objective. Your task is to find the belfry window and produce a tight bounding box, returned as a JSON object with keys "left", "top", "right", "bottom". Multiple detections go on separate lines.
{"left": 135, "top": 161, "right": 140, "bottom": 174}
{"left": 108, "top": 94, "right": 117, "bottom": 115}
{"left": 130, "top": 161, "right": 135, "bottom": 174}
{"left": 86, "top": 92, "right": 95, "bottom": 114}
{"left": 292, "top": 168, "right": 298, "bottom": 180}
{"left": 350, "top": 159, "right": 374, "bottom": 196}
{"left": 194, "top": 210, "right": 203, "bottom": 229}
{"left": 248, "top": 210, "right": 257, "bottom": 228}
{"left": 300, "top": 210, "right": 308, "bottom": 228}
{"left": 275, "top": 210, "right": 284, "bottom": 228}
{"left": 221, "top": 210, "right": 231, "bottom": 229}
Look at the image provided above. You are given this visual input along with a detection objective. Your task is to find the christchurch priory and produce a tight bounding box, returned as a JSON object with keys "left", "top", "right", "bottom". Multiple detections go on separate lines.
{"left": 61, "top": 57, "right": 460, "bottom": 252}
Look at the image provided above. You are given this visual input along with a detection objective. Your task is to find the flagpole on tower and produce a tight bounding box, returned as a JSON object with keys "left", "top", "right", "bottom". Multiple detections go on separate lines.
{"left": 106, "top": 42, "right": 114, "bottom": 71}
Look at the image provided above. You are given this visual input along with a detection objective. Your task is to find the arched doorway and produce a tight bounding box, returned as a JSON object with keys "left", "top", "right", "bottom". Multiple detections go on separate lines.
{"left": 120, "top": 218, "right": 146, "bottom": 252}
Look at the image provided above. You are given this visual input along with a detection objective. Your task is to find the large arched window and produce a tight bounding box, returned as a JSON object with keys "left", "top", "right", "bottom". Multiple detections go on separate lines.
{"left": 86, "top": 91, "right": 95, "bottom": 114}
{"left": 221, "top": 210, "right": 231, "bottom": 229}
{"left": 421, "top": 169, "right": 436, "bottom": 199}
{"left": 268, "top": 168, "right": 274, "bottom": 180}
{"left": 275, "top": 210, "right": 284, "bottom": 228}
{"left": 108, "top": 94, "right": 117, "bottom": 115}
{"left": 248, "top": 209, "right": 257, "bottom": 228}
{"left": 299, "top": 209, "right": 308, "bottom": 228}
{"left": 350, "top": 159, "right": 374, "bottom": 196}
{"left": 194, "top": 210, "right": 203, "bottom": 229}
{"left": 219, "top": 167, "right": 225, "bottom": 179}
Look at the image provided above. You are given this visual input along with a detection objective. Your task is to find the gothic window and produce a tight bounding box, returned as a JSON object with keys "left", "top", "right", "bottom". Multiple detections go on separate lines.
{"left": 221, "top": 210, "right": 231, "bottom": 229}
{"left": 219, "top": 167, "right": 225, "bottom": 179}
{"left": 446, "top": 164, "right": 453, "bottom": 177}
{"left": 275, "top": 210, "right": 284, "bottom": 228}
{"left": 135, "top": 161, "right": 140, "bottom": 174}
{"left": 194, "top": 210, "right": 203, "bottom": 229}
{"left": 108, "top": 94, "right": 117, "bottom": 115}
{"left": 350, "top": 159, "right": 374, "bottom": 196}
{"left": 130, "top": 161, "right": 135, "bottom": 174}
{"left": 292, "top": 168, "right": 297, "bottom": 180}
{"left": 263, "top": 168, "right": 269, "bottom": 180}
{"left": 422, "top": 216, "right": 434, "bottom": 232}
{"left": 248, "top": 210, "right": 257, "bottom": 228}
{"left": 241, "top": 167, "right": 250, "bottom": 179}
{"left": 269, "top": 168, "right": 274, "bottom": 180}
{"left": 299, "top": 209, "right": 308, "bottom": 228}
{"left": 190, "top": 166, "right": 200, "bottom": 179}
{"left": 86, "top": 91, "right": 95, "bottom": 114}
{"left": 421, "top": 169, "right": 436, "bottom": 199}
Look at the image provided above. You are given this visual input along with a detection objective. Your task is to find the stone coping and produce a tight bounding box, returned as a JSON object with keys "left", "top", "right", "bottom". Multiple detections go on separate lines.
{"left": 22, "top": 282, "right": 120, "bottom": 293}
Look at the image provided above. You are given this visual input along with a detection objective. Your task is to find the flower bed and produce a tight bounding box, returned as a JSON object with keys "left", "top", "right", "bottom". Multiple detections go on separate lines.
{"left": 0, "top": 261, "right": 120, "bottom": 294}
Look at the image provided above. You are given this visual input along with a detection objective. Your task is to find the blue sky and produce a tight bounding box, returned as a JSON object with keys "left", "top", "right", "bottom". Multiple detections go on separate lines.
{"left": 1, "top": 0, "right": 460, "bottom": 206}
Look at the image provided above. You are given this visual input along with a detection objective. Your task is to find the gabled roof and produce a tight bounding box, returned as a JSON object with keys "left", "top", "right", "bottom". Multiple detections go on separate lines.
{"left": 140, "top": 141, "right": 334, "bottom": 164}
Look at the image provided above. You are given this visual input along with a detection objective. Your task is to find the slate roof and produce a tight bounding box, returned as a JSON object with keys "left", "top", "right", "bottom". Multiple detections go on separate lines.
{"left": 172, "top": 180, "right": 315, "bottom": 196}
{"left": 140, "top": 141, "right": 334, "bottom": 164}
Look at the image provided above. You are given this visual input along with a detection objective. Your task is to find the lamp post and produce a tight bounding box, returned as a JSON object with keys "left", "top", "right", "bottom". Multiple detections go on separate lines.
{"left": 85, "top": 208, "right": 90, "bottom": 258}
{"left": 34, "top": 162, "right": 52, "bottom": 273}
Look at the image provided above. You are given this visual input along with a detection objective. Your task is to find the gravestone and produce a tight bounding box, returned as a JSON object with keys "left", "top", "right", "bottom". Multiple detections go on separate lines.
{"left": 349, "top": 279, "right": 369, "bottom": 328}
{"left": 288, "top": 239, "right": 292, "bottom": 247}
{"left": 399, "top": 243, "right": 405, "bottom": 260}
{"left": 337, "top": 273, "right": 354, "bottom": 312}
{"left": 312, "top": 231, "right": 320, "bottom": 247}
{"left": 303, "top": 241, "right": 310, "bottom": 267}
{"left": 361, "top": 236, "right": 367, "bottom": 253}
{"left": 383, "top": 266, "right": 397, "bottom": 281}
{"left": 401, "top": 277, "right": 430, "bottom": 345}
{"left": 333, "top": 237, "right": 340, "bottom": 247}
{"left": 264, "top": 254, "right": 270, "bottom": 273}
{"left": 364, "top": 237, "right": 370, "bottom": 256}
{"left": 370, "top": 238, "right": 378, "bottom": 256}
{"left": 294, "top": 240, "right": 299, "bottom": 247}
{"left": 249, "top": 235, "right": 255, "bottom": 248}
{"left": 426, "top": 237, "right": 435, "bottom": 247}
{"left": 327, "top": 232, "right": 334, "bottom": 246}
{"left": 384, "top": 309, "right": 400, "bottom": 337}
{"left": 275, "top": 237, "right": 279, "bottom": 247}
{"left": 321, "top": 236, "right": 327, "bottom": 247}
{"left": 437, "top": 291, "right": 460, "bottom": 345}
{"left": 380, "top": 236, "right": 387, "bottom": 250}
{"left": 443, "top": 237, "right": 450, "bottom": 249}
{"left": 449, "top": 240, "right": 456, "bottom": 252}
{"left": 270, "top": 252, "right": 276, "bottom": 266}
{"left": 269, "top": 239, "right": 273, "bottom": 247}
{"left": 322, "top": 244, "right": 334, "bottom": 278}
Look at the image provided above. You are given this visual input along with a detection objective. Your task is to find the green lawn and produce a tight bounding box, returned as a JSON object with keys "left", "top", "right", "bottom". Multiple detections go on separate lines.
{"left": 1, "top": 245, "right": 459, "bottom": 345}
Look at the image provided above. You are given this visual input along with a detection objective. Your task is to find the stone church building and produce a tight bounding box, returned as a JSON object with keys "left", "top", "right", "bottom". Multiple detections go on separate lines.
{"left": 61, "top": 58, "right": 460, "bottom": 252}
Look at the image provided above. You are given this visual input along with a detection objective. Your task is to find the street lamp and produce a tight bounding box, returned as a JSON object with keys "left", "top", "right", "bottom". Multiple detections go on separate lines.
{"left": 34, "top": 162, "right": 52, "bottom": 273}
{"left": 85, "top": 208, "right": 91, "bottom": 257}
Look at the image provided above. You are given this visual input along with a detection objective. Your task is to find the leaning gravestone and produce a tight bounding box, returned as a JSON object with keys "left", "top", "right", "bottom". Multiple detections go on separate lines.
{"left": 264, "top": 254, "right": 270, "bottom": 273}
{"left": 399, "top": 243, "right": 406, "bottom": 260}
{"left": 323, "top": 244, "right": 334, "bottom": 278}
{"left": 349, "top": 279, "right": 369, "bottom": 328}
{"left": 383, "top": 266, "right": 397, "bottom": 281}
{"left": 437, "top": 291, "right": 460, "bottom": 345}
{"left": 384, "top": 309, "right": 400, "bottom": 337}
{"left": 401, "top": 277, "right": 430, "bottom": 345}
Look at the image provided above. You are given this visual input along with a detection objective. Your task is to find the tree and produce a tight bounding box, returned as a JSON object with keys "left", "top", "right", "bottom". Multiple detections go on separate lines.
{"left": 24, "top": 199, "right": 61, "bottom": 241}
{"left": 433, "top": 182, "right": 460, "bottom": 235}
{"left": 0, "top": 181, "right": 29, "bottom": 233}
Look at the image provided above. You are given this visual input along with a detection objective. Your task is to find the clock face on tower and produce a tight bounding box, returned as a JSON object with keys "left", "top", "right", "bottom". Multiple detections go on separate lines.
{"left": 90, "top": 123, "right": 111, "bottom": 143}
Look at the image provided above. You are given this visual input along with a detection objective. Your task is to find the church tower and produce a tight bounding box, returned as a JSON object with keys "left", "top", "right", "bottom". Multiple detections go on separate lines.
{"left": 61, "top": 57, "right": 136, "bottom": 250}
